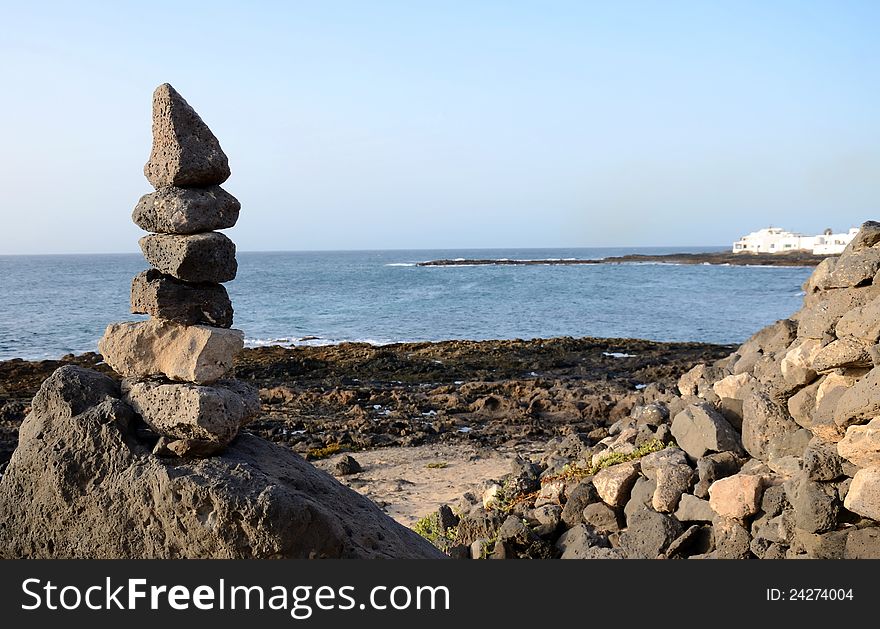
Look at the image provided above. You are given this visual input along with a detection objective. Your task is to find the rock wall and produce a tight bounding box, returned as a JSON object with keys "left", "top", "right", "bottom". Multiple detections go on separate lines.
{"left": 426, "top": 222, "right": 880, "bottom": 559}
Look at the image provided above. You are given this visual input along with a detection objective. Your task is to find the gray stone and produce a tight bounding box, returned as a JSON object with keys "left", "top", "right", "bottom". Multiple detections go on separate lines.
{"left": 844, "top": 527, "right": 880, "bottom": 559}
{"left": 674, "top": 494, "right": 715, "bottom": 522}
{"left": 592, "top": 461, "right": 639, "bottom": 508}
{"left": 731, "top": 319, "right": 798, "bottom": 375}
{"left": 759, "top": 484, "right": 790, "bottom": 518}
{"left": 825, "top": 247, "right": 880, "bottom": 289}
{"left": 582, "top": 502, "right": 620, "bottom": 533}
{"left": 842, "top": 221, "right": 880, "bottom": 253}
{"left": 796, "top": 285, "right": 880, "bottom": 339}
{"left": 99, "top": 319, "right": 243, "bottom": 384}
{"left": 665, "top": 524, "right": 712, "bottom": 558}
{"left": 0, "top": 367, "right": 443, "bottom": 558}
{"left": 652, "top": 463, "right": 695, "bottom": 513}
{"left": 670, "top": 403, "right": 743, "bottom": 459}
{"left": 834, "top": 366, "right": 880, "bottom": 429}
{"left": 837, "top": 417, "right": 880, "bottom": 468}
{"left": 794, "top": 529, "right": 849, "bottom": 559}
{"left": 131, "top": 269, "right": 233, "bottom": 328}
{"left": 803, "top": 437, "right": 845, "bottom": 481}
{"left": 140, "top": 232, "right": 237, "bottom": 283}
{"left": 630, "top": 403, "right": 668, "bottom": 427}
{"left": 788, "top": 379, "right": 821, "bottom": 430}
{"left": 843, "top": 467, "right": 880, "bottom": 521}
{"left": 713, "top": 516, "right": 752, "bottom": 559}
{"left": 334, "top": 455, "right": 363, "bottom": 476}
{"left": 780, "top": 339, "right": 823, "bottom": 387}
{"left": 555, "top": 524, "right": 606, "bottom": 559}
{"left": 836, "top": 297, "right": 880, "bottom": 343}
{"left": 694, "top": 451, "right": 742, "bottom": 499}
{"left": 785, "top": 474, "right": 840, "bottom": 534}
{"left": 619, "top": 509, "right": 682, "bottom": 559}
{"left": 811, "top": 337, "right": 873, "bottom": 372}
{"left": 144, "top": 83, "right": 230, "bottom": 188}
{"left": 750, "top": 509, "right": 792, "bottom": 555}
{"left": 803, "top": 256, "right": 837, "bottom": 295}
{"left": 742, "top": 388, "right": 803, "bottom": 461}
{"left": 123, "top": 379, "right": 259, "bottom": 454}
{"left": 624, "top": 477, "right": 656, "bottom": 520}
{"left": 529, "top": 504, "right": 562, "bottom": 537}
{"left": 560, "top": 480, "right": 597, "bottom": 528}
{"left": 133, "top": 185, "right": 240, "bottom": 234}
{"left": 638, "top": 447, "right": 689, "bottom": 480}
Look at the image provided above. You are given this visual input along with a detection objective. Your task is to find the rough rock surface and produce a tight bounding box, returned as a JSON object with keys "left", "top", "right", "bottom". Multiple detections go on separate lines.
{"left": 122, "top": 378, "right": 260, "bottom": 452}
{"left": 837, "top": 418, "right": 880, "bottom": 469}
{"left": 844, "top": 467, "right": 880, "bottom": 521}
{"left": 0, "top": 366, "right": 443, "bottom": 559}
{"left": 130, "top": 269, "right": 234, "bottom": 328}
{"left": 144, "top": 83, "right": 231, "bottom": 188}
{"left": 592, "top": 461, "right": 639, "bottom": 507}
{"left": 133, "top": 185, "right": 240, "bottom": 234}
{"left": 670, "top": 403, "right": 742, "bottom": 459}
{"left": 98, "top": 319, "right": 243, "bottom": 383}
{"left": 708, "top": 474, "right": 762, "bottom": 520}
{"left": 139, "top": 232, "right": 237, "bottom": 283}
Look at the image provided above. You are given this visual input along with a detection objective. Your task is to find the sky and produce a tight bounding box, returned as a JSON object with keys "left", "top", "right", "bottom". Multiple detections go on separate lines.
{"left": 0, "top": 0, "right": 878, "bottom": 254}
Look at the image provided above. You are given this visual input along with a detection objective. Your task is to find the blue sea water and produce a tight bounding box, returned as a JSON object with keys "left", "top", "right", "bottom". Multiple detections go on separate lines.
{"left": 0, "top": 248, "right": 813, "bottom": 361}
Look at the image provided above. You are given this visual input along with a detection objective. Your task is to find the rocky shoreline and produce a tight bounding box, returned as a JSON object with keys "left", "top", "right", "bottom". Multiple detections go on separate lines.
{"left": 0, "top": 337, "right": 731, "bottom": 472}
{"left": 419, "top": 250, "right": 828, "bottom": 267}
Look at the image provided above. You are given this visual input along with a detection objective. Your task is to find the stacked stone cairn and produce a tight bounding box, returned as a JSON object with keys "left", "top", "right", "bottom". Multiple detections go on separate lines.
{"left": 425, "top": 222, "right": 880, "bottom": 559}
{"left": 98, "top": 83, "right": 259, "bottom": 458}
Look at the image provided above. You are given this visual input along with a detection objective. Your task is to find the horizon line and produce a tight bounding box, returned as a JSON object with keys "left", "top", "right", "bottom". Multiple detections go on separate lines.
{"left": 0, "top": 244, "right": 731, "bottom": 257}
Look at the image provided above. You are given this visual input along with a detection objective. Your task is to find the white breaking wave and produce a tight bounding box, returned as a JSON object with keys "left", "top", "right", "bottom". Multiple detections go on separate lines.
{"left": 385, "top": 262, "right": 416, "bottom": 267}
{"left": 603, "top": 351, "right": 637, "bottom": 358}
{"left": 244, "top": 336, "right": 395, "bottom": 348}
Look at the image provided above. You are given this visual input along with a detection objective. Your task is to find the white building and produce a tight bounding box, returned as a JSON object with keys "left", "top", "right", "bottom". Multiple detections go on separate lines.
{"left": 732, "top": 227, "right": 858, "bottom": 255}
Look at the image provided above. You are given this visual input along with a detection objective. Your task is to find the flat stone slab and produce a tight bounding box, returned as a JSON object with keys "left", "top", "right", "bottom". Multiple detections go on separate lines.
{"left": 144, "top": 83, "right": 230, "bottom": 188}
{"left": 133, "top": 185, "right": 240, "bottom": 234}
{"left": 140, "top": 232, "right": 237, "bottom": 283}
{"left": 131, "top": 269, "right": 233, "bottom": 327}
{"left": 123, "top": 378, "right": 259, "bottom": 452}
{"left": 98, "top": 319, "right": 243, "bottom": 383}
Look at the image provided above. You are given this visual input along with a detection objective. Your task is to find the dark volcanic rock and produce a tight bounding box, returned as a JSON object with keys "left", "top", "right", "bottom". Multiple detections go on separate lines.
{"left": 334, "top": 454, "right": 363, "bottom": 476}
{"left": 619, "top": 509, "right": 682, "bottom": 558}
{"left": 140, "top": 232, "right": 237, "bottom": 283}
{"left": 144, "top": 83, "right": 231, "bottom": 188}
{"left": 133, "top": 185, "right": 240, "bottom": 234}
{"left": 131, "top": 269, "right": 234, "bottom": 328}
{"left": 0, "top": 366, "right": 443, "bottom": 559}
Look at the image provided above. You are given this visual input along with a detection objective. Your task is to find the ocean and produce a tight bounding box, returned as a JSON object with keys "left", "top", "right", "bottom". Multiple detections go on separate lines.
{"left": 0, "top": 247, "right": 813, "bottom": 361}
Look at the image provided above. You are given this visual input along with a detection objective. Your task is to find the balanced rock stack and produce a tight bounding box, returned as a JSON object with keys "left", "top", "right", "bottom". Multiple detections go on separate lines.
{"left": 98, "top": 83, "right": 259, "bottom": 458}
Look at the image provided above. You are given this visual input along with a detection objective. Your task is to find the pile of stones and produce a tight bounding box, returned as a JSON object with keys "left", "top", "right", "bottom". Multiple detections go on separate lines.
{"left": 423, "top": 223, "right": 880, "bottom": 559}
{"left": 99, "top": 83, "right": 259, "bottom": 457}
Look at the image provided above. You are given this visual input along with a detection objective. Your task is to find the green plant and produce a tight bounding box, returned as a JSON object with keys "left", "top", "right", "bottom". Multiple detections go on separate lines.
{"left": 425, "top": 461, "right": 449, "bottom": 469}
{"left": 546, "top": 439, "right": 674, "bottom": 484}
{"left": 306, "top": 442, "right": 345, "bottom": 460}
{"left": 412, "top": 513, "right": 458, "bottom": 552}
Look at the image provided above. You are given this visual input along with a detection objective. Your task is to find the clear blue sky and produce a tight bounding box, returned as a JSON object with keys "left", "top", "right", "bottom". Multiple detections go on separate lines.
{"left": 1, "top": 0, "right": 877, "bottom": 254}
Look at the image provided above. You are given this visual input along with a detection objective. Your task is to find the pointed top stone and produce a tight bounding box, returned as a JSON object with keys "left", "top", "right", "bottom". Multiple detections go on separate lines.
{"left": 144, "top": 83, "right": 231, "bottom": 189}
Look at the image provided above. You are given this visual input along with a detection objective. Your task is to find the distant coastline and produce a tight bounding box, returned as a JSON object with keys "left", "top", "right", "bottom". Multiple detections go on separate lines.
{"left": 418, "top": 250, "right": 831, "bottom": 268}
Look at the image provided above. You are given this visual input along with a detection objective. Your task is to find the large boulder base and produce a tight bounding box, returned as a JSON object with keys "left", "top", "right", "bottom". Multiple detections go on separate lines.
{"left": 144, "top": 83, "right": 231, "bottom": 188}
{"left": 131, "top": 269, "right": 234, "bottom": 328}
{"left": 133, "top": 185, "right": 240, "bottom": 234}
{"left": 0, "top": 366, "right": 443, "bottom": 559}
{"left": 139, "top": 232, "right": 237, "bottom": 283}
{"left": 98, "top": 319, "right": 243, "bottom": 383}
